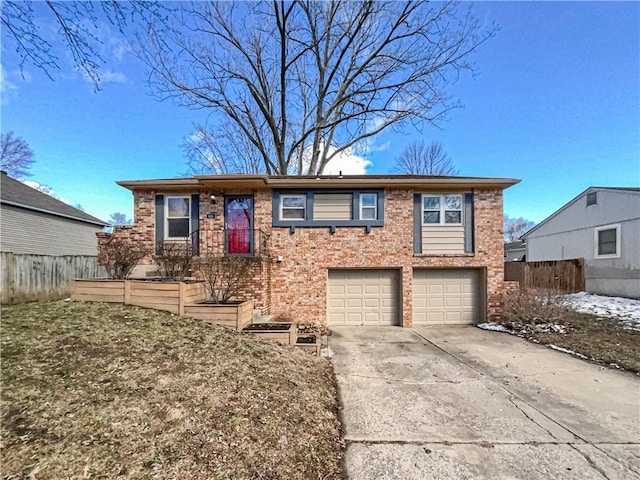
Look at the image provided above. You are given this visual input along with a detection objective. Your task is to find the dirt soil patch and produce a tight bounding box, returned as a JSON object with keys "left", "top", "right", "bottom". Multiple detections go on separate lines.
{"left": 243, "top": 322, "right": 292, "bottom": 331}
{"left": 1, "top": 301, "right": 344, "bottom": 480}
{"left": 495, "top": 312, "right": 640, "bottom": 373}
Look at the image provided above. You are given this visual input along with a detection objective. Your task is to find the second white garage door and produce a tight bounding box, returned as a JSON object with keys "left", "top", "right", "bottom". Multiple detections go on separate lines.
{"left": 327, "top": 269, "right": 398, "bottom": 326}
{"left": 412, "top": 269, "right": 481, "bottom": 325}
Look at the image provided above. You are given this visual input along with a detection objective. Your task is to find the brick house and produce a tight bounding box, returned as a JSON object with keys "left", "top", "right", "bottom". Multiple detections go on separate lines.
{"left": 101, "top": 174, "right": 519, "bottom": 327}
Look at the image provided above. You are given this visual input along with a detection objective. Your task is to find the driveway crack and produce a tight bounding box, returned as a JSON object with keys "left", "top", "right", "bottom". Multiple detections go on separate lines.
{"left": 568, "top": 444, "right": 612, "bottom": 480}
{"left": 507, "top": 397, "right": 559, "bottom": 440}
{"left": 336, "top": 372, "right": 481, "bottom": 386}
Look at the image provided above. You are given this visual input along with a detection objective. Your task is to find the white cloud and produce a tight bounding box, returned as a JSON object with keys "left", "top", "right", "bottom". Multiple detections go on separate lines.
{"left": 100, "top": 70, "right": 128, "bottom": 84}
{"left": 0, "top": 64, "right": 18, "bottom": 104}
{"left": 323, "top": 146, "right": 372, "bottom": 175}
{"left": 21, "top": 180, "right": 72, "bottom": 205}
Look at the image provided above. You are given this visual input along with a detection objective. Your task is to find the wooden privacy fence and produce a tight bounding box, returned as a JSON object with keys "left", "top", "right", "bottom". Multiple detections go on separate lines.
{"left": 504, "top": 259, "right": 585, "bottom": 293}
{"left": 1, "top": 252, "right": 105, "bottom": 305}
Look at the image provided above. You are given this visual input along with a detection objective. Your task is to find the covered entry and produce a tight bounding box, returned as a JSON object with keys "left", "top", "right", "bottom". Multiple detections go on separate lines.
{"left": 412, "top": 268, "right": 481, "bottom": 325}
{"left": 327, "top": 269, "right": 398, "bottom": 326}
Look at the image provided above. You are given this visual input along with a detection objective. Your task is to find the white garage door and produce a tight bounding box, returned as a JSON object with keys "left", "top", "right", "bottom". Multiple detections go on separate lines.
{"left": 412, "top": 269, "right": 481, "bottom": 325}
{"left": 328, "top": 269, "right": 398, "bottom": 326}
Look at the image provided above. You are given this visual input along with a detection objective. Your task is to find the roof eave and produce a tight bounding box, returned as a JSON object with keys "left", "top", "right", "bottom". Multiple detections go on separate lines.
{"left": 119, "top": 175, "right": 520, "bottom": 191}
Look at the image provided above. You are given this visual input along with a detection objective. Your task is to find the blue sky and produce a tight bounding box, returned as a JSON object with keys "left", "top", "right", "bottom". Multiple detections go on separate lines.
{"left": 1, "top": 1, "right": 638, "bottom": 224}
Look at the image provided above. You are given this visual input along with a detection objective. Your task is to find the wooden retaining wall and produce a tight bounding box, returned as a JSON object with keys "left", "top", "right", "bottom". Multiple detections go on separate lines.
{"left": 183, "top": 300, "right": 254, "bottom": 331}
{"left": 1, "top": 253, "right": 105, "bottom": 305}
{"left": 71, "top": 279, "right": 206, "bottom": 314}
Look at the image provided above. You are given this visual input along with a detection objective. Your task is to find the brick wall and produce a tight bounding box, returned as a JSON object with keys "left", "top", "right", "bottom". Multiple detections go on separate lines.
{"left": 99, "top": 186, "right": 509, "bottom": 326}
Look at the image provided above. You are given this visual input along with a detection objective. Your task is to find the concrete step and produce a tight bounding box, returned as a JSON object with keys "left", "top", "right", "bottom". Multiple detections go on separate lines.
{"left": 252, "top": 313, "right": 275, "bottom": 323}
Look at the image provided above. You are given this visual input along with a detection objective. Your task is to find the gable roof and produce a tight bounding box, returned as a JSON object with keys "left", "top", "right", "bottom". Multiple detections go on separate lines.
{"left": 0, "top": 172, "right": 107, "bottom": 226}
{"left": 522, "top": 186, "right": 640, "bottom": 239}
{"left": 117, "top": 173, "right": 520, "bottom": 191}
{"left": 504, "top": 240, "right": 526, "bottom": 250}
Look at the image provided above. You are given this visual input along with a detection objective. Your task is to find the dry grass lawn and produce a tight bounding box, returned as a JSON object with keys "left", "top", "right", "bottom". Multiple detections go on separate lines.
{"left": 520, "top": 312, "right": 640, "bottom": 373}
{"left": 498, "top": 290, "right": 640, "bottom": 373}
{"left": 1, "top": 301, "right": 344, "bottom": 479}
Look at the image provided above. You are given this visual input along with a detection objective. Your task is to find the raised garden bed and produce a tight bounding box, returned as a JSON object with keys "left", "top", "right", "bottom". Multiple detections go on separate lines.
{"left": 294, "top": 335, "right": 321, "bottom": 356}
{"left": 183, "top": 300, "right": 253, "bottom": 331}
{"left": 243, "top": 322, "right": 296, "bottom": 345}
{"left": 71, "top": 279, "right": 206, "bottom": 315}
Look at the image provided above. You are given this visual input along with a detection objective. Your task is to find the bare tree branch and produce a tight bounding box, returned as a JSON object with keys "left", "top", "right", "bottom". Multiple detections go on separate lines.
{"left": 140, "top": 0, "right": 496, "bottom": 175}
{"left": 504, "top": 216, "right": 535, "bottom": 242}
{"left": 0, "top": 131, "right": 35, "bottom": 178}
{"left": 1, "top": 1, "right": 166, "bottom": 92}
{"left": 393, "top": 140, "right": 457, "bottom": 176}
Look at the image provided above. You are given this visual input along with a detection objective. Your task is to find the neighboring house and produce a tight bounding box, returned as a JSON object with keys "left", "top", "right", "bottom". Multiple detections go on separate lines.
{"left": 104, "top": 174, "right": 519, "bottom": 327}
{"left": 504, "top": 241, "right": 526, "bottom": 261}
{"left": 0, "top": 171, "right": 107, "bottom": 256}
{"left": 523, "top": 187, "right": 640, "bottom": 299}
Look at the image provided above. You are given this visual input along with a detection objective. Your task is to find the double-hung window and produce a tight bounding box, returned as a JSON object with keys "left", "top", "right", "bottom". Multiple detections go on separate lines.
{"left": 360, "top": 193, "right": 377, "bottom": 220}
{"left": 422, "top": 194, "right": 462, "bottom": 225}
{"left": 594, "top": 224, "right": 620, "bottom": 258}
{"left": 281, "top": 195, "right": 306, "bottom": 220}
{"left": 165, "top": 196, "right": 190, "bottom": 238}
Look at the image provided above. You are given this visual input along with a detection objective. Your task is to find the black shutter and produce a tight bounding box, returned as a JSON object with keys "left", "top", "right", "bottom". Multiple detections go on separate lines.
{"left": 413, "top": 193, "right": 422, "bottom": 254}
{"left": 155, "top": 194, "right": 164, "bottom": 254}
{"left": 464, "top": 193, "right": 474, "bottom": 253}
{"left": 191, "top": 194, "right": 200, "bottom": 256}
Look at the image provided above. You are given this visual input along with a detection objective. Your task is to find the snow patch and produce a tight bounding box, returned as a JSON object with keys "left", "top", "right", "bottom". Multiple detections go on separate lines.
{"left": 477, "top": 323, "right": 509, "bottom": 332}
{"left": 561, "top": 292, "right": 640, "bottom": 330}
{"left": 548, "top": 344, "right": 588, "bottom": 360}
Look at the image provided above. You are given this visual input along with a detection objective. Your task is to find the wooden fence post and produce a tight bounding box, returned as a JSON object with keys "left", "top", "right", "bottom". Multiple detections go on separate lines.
{"left": 124, "top": 280, "right": 131, "bottom": 305}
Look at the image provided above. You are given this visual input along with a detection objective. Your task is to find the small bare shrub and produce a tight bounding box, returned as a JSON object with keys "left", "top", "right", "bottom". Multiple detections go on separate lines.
{"left": 502, "top": 289, "right": 569, "bottom": 325}
{"left": 196, "top": 254, "right": 257, "bottom": 303}
{"left": 100, "top": 237, "right": 148, "bottom": 279}
{"left": 154, "top": 241, "right": 194, "bottom": 281}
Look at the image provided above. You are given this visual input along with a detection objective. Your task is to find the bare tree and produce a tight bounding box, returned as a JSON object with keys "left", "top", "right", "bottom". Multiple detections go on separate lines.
{"left": 100, "top": 237, "right": 148, "bottom": 279}
{"left": 195, "top": 254, "right": 257, "bottom": 304}
{"left": 109, "top": 212, "right": 132, "bottom": 225}
{"left": 1, "top": 1, "right": 166, "bottom": 91}
{"left": 393, "top": 140, "right": 458, "bottom": 175}
{"left": 142, "top": 1, "right": 496, "bottom": 175}
{"left": 0, "top": 131, "right": 35, "bottom": 178}
{"left": 504, "top": 215, "right": 535, "bottom": 242}
{"left": 154, "top": 241, "right": 194, "bottom": 281}
{"left": 181, "top": 122, "right": 265, "bottom": 175}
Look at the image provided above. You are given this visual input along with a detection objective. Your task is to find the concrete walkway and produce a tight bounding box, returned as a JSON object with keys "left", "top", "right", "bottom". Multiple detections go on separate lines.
{"left": 329, "top": 326, "right": 640, "bottom": 480}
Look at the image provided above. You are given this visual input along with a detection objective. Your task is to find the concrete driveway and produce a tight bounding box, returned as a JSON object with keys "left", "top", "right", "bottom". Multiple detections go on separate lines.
{"left": 329, "top": 326, "right": 640, "bottom": 480}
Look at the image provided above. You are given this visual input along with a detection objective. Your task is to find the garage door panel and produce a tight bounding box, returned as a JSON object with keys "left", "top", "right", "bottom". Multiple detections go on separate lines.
{"left": 364, "top": 298, "right": 380, "bottom": 308}
{"left": 445, "top": 297, "right": 462, "bottom": 308}
{"left": 428, "top": 298, "right": 444, "bottom": 308}
{"left": 328, "top": 270, "right": 398, "bottom": 326}
{"left": 329, "top": 298, "right": 345, "bottom": 308}
{"left": 347, "top": 285, "right": 362, "bottom": 295}
{"left": 413, "top": 269, "right": 480, "bottom": 325}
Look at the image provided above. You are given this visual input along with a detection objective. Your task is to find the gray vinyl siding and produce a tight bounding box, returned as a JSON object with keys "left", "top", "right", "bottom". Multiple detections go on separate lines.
{"left": 0, "top": 205, "right": 102, "bottom": 256}
{"left": 313, "top": 193, "right": 353, "bottom": 220}
{"left": 525, "top": 189, "right": 640, "bottom": 298}
{"left": 421, "top": 225, "right": 465, "bottom": 254}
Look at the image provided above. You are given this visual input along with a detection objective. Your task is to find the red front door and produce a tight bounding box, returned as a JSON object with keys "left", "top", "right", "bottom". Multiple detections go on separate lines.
{"left": 225, "top": 197, "right": 253, "bottom": 254}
